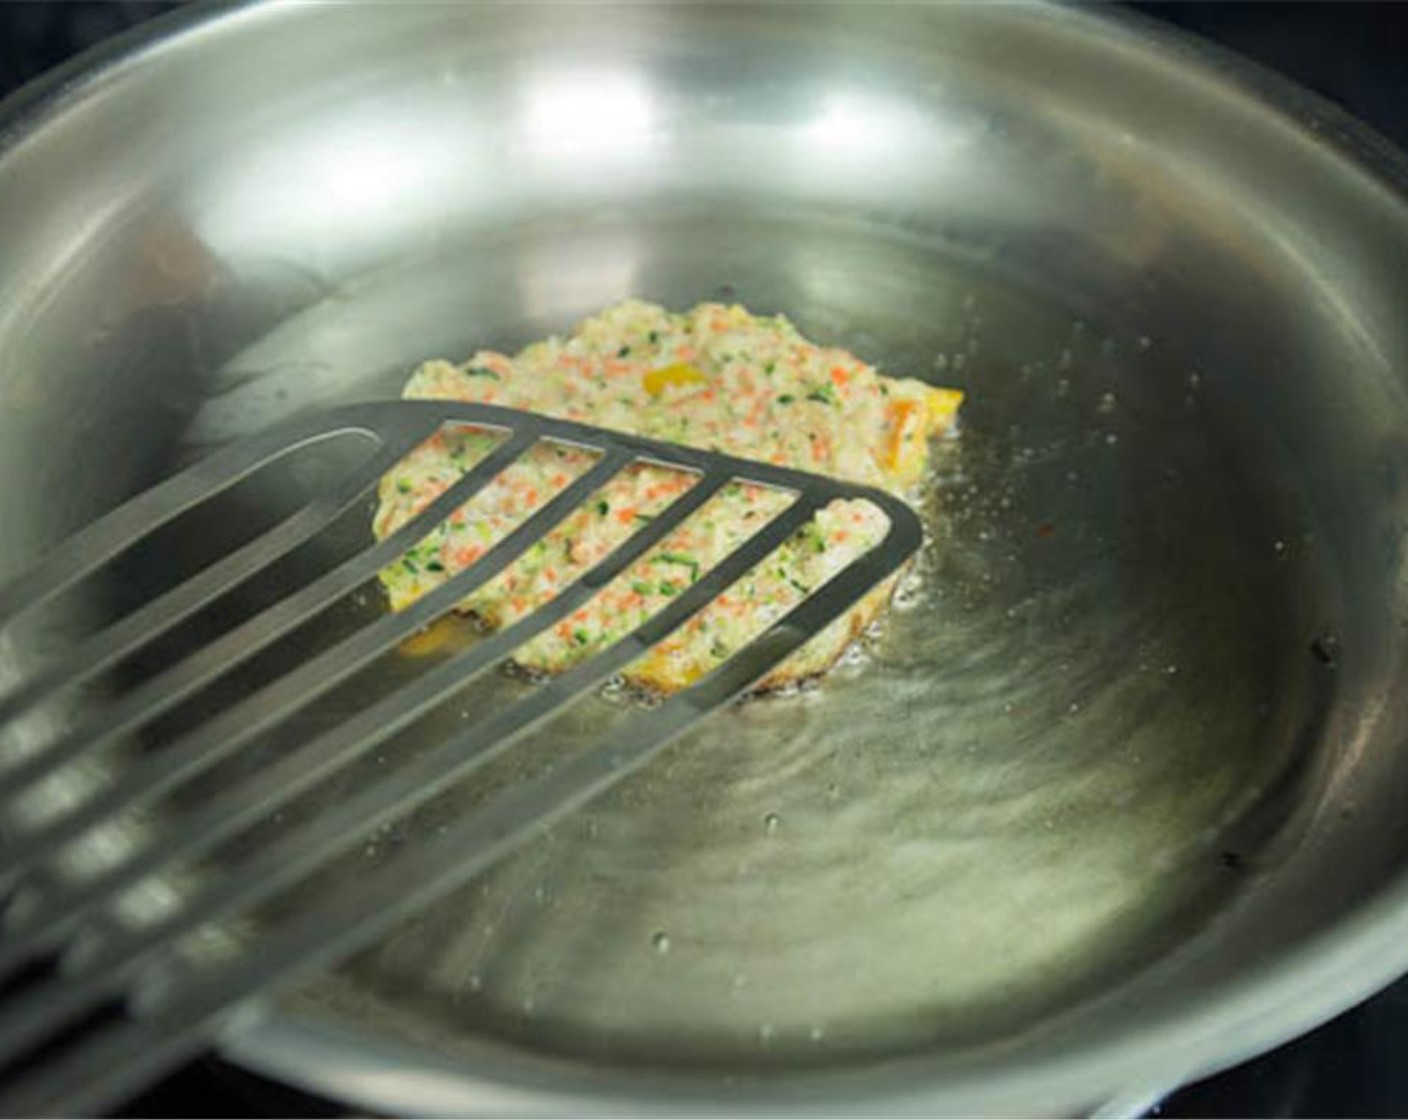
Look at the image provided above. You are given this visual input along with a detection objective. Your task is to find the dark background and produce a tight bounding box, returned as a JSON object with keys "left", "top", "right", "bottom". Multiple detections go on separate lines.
{"left": 3, "top": 2, "right": 1408, "bottom": 1116}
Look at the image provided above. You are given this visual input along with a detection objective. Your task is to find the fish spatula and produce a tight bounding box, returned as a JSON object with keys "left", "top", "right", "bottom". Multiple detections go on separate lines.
{"left": 0, "top": 399, "right": 921, "bottom": 1115}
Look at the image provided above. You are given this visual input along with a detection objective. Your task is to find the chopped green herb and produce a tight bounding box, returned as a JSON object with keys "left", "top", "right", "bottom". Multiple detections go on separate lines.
{"left": 596, "top": 500, "right": 610, "bottom": 517}
{"left": 617, "top": 345, "right": 631, "bottom": 358}
{"left": 402, "top": 557, "right": 419, "bottom": 574}
{"left": 658, "top": 580, "right": 681, "bottom": 596}
{"left": 573, "top": 628, "right": 590, "bottom": 645}
{"left": 648, "top": 330, "right": 660, "bottom": 344}
{"left": 807, "top": 384, "right": 838, "bottom": 405}
{"left": 788, "top": 577, "right": 811, "bottom": 595}
{"left": 764, "top": 361, "right": 777, "bottom": 375}
{"left": 426, "top": 560, "right": 445, "bottom": 573}
{"left": 631, "top": 580, "right": 654, "bottom": 596}
{"left": 777, "top": 394, "right": 795, "bottom": 404}
{"left": 395, "top": 479, "right": 412, "bottom": 494}
{"left": 465, "top": 366, "right": 500, "bottom": 380}
{"left": 659, "top": 552, "right": 700, "bottom": 580}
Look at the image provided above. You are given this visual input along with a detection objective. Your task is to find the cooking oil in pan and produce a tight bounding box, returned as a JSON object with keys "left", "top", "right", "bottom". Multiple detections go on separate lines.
{"left": 157, "top": 213, "right": 1330, "bottom": 1069}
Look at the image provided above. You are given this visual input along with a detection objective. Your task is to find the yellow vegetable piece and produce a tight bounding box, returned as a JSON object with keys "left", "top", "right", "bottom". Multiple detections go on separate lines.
{"left": 643, "top": 362, "right": 708, "bottom": 396}
{"left": 399, "top": 615, "right": 468, "bottom": 657}
{"left": 925, "top": 386, "right": 964, "bottom": 434}
{"left": 630, "top": 644, "right": 706, "bottom": 693}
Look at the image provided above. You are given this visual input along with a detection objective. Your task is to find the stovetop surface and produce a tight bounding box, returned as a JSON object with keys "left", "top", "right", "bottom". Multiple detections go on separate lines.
{"left": 3, "top": 2, "right": 1408, "bottom": 1115}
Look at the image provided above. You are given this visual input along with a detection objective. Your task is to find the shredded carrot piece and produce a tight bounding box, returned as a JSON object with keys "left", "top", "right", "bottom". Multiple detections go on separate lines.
{"left": 881, "top": 399, "right": 924, "bottom": 478}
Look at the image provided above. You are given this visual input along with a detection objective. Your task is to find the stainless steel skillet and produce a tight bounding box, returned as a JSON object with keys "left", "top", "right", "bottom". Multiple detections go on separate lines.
{"left": 1, "top": 1, "right": 1407, "bottom": 1114}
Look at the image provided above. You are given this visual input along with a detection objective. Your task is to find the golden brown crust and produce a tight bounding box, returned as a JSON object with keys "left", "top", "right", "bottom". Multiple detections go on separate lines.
{"left": 610, "top": 573, "right": 898, "bottom": 696}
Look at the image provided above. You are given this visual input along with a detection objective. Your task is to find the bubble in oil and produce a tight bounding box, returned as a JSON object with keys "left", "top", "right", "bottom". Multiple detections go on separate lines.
{"left": 1096, "top": 391, "right": 1117, "bottom": 414}
{"left": 892, "top": 570, "right": 927, "bottom": 612}
{"left": 651, "top": 931, "right": 671, "bottom": 955}
{"left": 599, "top": 675, "right": 628, "bottom": 705}
{"left": 809, "top": 1025, "right": 826, "bottom": 1042}
{"left": 763, "top": 812, "right": 781, "bottom": 833}
{"left": 468, "top": 971, "right": 483, "bottom": 992}
{"left": 836, "top": 643, "right": 870, "bottom": 670}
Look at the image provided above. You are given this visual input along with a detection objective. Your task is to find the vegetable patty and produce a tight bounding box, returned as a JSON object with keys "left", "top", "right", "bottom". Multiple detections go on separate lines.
{"left": 374, "top": 300, "right": 962, "bottom": 693}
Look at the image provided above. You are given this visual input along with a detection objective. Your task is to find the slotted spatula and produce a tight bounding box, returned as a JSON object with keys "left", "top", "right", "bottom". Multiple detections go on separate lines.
{"left": 0, "top": 399, "right": 921, "bottom": 1116}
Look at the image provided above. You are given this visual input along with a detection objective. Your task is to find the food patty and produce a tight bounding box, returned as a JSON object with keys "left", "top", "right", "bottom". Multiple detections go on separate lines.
{"left": 374, "top": 300, "right": 962, "bottom": 693}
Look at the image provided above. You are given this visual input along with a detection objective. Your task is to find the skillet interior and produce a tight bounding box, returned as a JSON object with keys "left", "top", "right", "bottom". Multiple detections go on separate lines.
{"left": 0, "top": 2, "right": 1406, "bottom": 1113}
